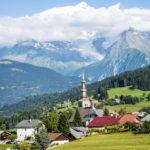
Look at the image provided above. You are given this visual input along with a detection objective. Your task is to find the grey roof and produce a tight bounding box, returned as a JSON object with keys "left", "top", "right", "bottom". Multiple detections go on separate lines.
{"left": 141, "top": 114, "right": 150, "bottom": 121}
{"left": 93, "top": 109, "right": 104, "bottom": 116}
{"left": 72, "top": 127, "right": 88, "bottom": 134}
{"left": 70, "top": 128, "right": 85, "bottom": 139}
{"left": 16, "top": 120, "right": 41, "bottom": 128}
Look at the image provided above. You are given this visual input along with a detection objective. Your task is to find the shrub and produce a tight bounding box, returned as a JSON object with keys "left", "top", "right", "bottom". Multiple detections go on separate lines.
{"left": 8, "top": 134, "right": 17, "bottom": 141}
{"left": 142, "top": 121, "right": 150, "bottom": 133}
{"left": 124, "top": 122, "right": 137, "bottom": 131}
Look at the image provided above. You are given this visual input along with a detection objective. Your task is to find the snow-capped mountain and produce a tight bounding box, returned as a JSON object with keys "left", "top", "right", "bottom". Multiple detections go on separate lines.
{"left": 0, "top": 28, "right": 150, "bottom": 82}
{"left": 74, "top": 28, "right": 150, "bottom": 81}
{"left": 0, "top": 39, "right": 104, "bottom": 75}
{"left": 0, "top": 2, "right": 150, "bottom": 79}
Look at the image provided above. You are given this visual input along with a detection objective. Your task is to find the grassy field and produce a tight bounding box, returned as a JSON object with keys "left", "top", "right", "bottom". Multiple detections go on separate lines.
{"left": 50, "top": 132, "right": 150, "bottom": 150}
{"left": 106, "top": 86, "right": 150, "bottom": 113}
{"left": 0, "top": 144, "right": 14, "bottom": 149}
{"left": 108, "top": 86, "right": 150, "bottom": 98}
{"left": 106, "top": 101, "right": 150, "bottom": 113}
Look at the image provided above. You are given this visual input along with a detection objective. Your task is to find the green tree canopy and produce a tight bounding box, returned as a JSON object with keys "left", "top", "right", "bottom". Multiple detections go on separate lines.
{"left": 44, "top": 111, "right": 59, "bottom": 132}
{"left": 35, "top": 128, "right": 49, "bottom": 150}
{"left": 103, "top": 108, "right": 110, "bottom": 116}
{"left": 74, "top": 109, "right": 82, "bottom": 126}
{"left": 58, "top": 112, "right": 70, "bottom": 135}
{"left": 118, "top": 108, "right": 127, "bottom": 115}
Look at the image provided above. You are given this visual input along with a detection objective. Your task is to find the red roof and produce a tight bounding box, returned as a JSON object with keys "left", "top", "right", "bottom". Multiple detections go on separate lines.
{"left": 87, "top": 114, "right": 138, "bottom": 127}
{"left": 118, "top": 114, "right": 138, "bottom": 124}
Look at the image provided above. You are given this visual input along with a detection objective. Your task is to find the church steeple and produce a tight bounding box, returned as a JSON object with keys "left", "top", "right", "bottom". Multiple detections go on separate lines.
{"left": 78, "top": 73, "right": 91, "bottom": 108}
{"left": 81, "top": 72, "right": 87, "bottom": 98}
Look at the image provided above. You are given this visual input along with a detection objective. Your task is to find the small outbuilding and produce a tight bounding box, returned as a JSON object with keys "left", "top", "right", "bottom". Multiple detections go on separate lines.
{"left": 141, "top": 114, "right": 150, "bottom": 122}
{"left": 69, "top": 127, "right": 88, "bottom": 140}
{"left": 49, "top": 133, "right": 71, "bottom": 145}
{"left": 0, "top": 131, "right": 11, "bottom": 140}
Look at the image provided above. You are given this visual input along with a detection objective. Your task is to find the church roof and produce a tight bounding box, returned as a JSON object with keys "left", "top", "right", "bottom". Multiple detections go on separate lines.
{"left": 69, "top": 107, "right": 94, "bottom": 122}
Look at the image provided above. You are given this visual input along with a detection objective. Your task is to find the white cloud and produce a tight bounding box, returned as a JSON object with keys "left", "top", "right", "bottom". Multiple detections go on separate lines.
{"left": 0, "top": 2, "right": 150, "bottom": 46}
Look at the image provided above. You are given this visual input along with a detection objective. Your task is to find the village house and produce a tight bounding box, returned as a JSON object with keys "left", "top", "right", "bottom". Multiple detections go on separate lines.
{"left": 0, "top": 131, "right": 11, "bottom": 141}
{"left": 141, "top": 114, "right": 150, "bottom": 122}
{"left": 87, "top": 114, "right": 141, "bottom": 128}
{"left": 49, "top": 133, "right": 71, "bottom": 145}
{"left": 132, "top": 112, "right": 146, "bottom": 117}
{"left": 16, "top": 120, "right": 42, "bottom": 141}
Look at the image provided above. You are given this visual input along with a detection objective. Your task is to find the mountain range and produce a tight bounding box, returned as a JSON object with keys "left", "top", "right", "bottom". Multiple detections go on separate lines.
{"left": 0, "top": 28, "right": 150, "bottom": 81}
{"left": 0, "top": 60, "right": 80, "bottom": 107}
{"left": 0, "top": 39, "right": 103, "bottom": 75}
{"left": 75, "top": 28, "right": 150, "bottom": 81}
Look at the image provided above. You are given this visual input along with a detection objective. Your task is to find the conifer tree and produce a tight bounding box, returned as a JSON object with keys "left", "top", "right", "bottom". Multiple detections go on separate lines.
{"left": 58, "top": 112, "right": 70, "bottom": 135}
{"left": 74, "top": 109, "right": 82, "bottom": 126}
{"left": 35, "top": 128, "right": 49, "bottom": 150}
{"left": 147, "top": 93, "right": 150, "bottom": 101}
{"left": 103, "top": 108, "right": 110, "bottom": 116}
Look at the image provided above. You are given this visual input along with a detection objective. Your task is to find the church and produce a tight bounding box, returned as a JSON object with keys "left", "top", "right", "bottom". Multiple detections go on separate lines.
{"left": 78, "top": 73, "right": 95, "bottom": 108}
{"left": 69, "top": 74, "right": 116, "bottom": 126}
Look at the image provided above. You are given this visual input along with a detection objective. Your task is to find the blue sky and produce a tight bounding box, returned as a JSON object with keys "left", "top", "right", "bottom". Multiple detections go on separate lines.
{"left": 0, "top": 0, "right": 150, "bottom": 17}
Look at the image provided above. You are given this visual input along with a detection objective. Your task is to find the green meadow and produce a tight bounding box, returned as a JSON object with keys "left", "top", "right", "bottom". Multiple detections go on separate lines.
{"left": 106, "top": 101, "right": 150, "bottom": 113}
{"left": 51, "top": 132, "right": 150, "bottom": 150}
{"left": 106, "top": 86, "right": 150, "bottom": 113}
{"left": 108, "top": 86, "right": 150, "bottom": 99}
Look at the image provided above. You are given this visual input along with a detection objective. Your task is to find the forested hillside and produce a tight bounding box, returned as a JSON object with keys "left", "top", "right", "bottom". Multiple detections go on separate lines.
{"left": 0, "top": 66, "right": 150, "bottom": 116}
{"left": 0, "top": 59, "right": 80, "bottom": 106}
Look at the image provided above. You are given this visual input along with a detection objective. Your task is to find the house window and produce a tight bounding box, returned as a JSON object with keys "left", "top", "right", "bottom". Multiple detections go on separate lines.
{"left": 85, "top": 104, "right": 88, "bottom": 107}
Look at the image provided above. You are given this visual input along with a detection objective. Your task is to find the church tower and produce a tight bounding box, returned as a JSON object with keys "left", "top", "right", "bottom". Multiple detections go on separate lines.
{"left": 78, "top": 73, "right": 91, "bottom": 108}
{"left": 81, "top": 73, "right": 87, "bottom": 98}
